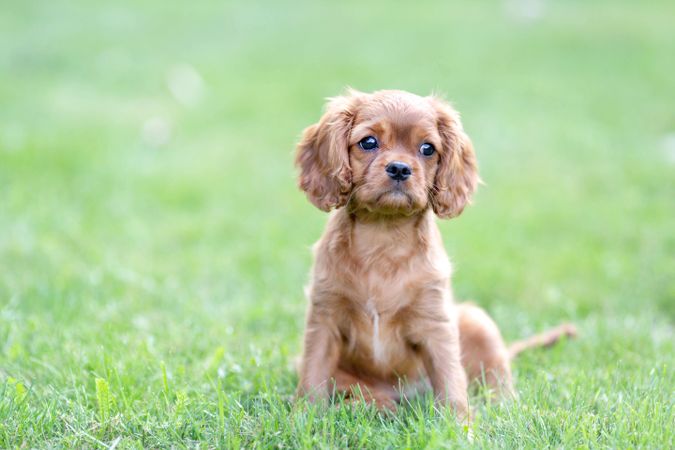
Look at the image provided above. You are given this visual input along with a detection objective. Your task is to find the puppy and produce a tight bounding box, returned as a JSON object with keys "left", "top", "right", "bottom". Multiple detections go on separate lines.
{"left": 294, "top": 89, "right": 575, "bottom": 417}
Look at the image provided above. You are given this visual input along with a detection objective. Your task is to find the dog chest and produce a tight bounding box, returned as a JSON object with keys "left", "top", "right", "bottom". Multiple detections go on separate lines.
{"left": 337, "top": 281, "right": 421, "bottom": 374}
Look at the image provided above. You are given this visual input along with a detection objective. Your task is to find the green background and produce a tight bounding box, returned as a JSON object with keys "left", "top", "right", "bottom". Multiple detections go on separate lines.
{"left": 1, "top": 0, "right": 673, "bottom": 447}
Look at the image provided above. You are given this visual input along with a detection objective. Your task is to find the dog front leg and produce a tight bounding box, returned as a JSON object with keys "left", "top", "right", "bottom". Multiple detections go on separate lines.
{"left": 296, "top": 308, "right": 340, "bottom": 402}
{"left": 417, "top": 319, "right": 469, "bottom": 420}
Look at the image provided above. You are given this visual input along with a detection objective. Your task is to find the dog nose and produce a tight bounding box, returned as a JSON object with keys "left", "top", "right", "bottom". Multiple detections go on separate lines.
{"left": 385, "top": 161, "right": 412, "bottom": 181}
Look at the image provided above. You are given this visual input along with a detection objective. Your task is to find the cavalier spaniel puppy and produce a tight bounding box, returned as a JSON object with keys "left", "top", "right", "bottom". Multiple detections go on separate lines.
{"left": 294, "top": 89, "right": 575, "bottom": 417}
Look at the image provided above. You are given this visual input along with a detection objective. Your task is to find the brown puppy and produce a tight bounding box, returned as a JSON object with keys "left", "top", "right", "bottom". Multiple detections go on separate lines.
{"left": 294, "top": 89, "right": 575, "bottom": 417}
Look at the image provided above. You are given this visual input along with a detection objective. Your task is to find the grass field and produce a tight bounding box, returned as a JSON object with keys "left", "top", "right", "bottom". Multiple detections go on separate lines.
{"left": 1, "top": 0, "right": 674, "bottom": 447}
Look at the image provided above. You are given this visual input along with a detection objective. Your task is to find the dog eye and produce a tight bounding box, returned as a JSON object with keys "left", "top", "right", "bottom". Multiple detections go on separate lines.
{"left": 420, "top": 143, "right": 435, "bottom": 156}
{"left": 358, "top": 136, "right": 379, "bottom": 151}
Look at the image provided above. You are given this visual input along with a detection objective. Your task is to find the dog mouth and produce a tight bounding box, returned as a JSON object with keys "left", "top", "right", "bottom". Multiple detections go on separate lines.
{"left": 375, "top": 188, "right": 414, "bottom": 207}
{"left": 351, "top": 181, "right": 425, "bottom": 215}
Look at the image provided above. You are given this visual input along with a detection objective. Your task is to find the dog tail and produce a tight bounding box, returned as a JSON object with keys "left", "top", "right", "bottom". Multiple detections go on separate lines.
{"left": 508, "top": 323, "right": 577, "bottom": 359}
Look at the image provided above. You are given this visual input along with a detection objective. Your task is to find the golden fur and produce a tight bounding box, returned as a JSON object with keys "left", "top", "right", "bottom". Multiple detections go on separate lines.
{"left": 294, "top": 89, "right": 575, "bottom": 417}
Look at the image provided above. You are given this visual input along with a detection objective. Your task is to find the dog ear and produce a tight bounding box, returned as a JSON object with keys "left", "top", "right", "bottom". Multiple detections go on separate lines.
{"left": 429, "top": 96, "right": 480, "bottom": 219}
{"left": 295, "top": 92, "right": 361, "bottom": 211}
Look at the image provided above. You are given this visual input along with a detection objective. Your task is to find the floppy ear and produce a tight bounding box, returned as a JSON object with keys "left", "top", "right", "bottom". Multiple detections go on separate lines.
{"left": 429, "top": 97, "right": 480, "bottom": 219}
{"left": 295, "top": 93, "right": 361, "bottom": 211}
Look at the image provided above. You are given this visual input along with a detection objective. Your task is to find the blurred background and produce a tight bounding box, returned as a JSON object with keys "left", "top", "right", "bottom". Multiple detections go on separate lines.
{"left": 0, "top": 0, "right": 673, "bottom": 445}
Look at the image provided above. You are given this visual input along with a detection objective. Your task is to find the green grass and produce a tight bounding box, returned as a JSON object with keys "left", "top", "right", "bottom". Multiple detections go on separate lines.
{"left": 1, "top": 0, "right": 674, "bottom": 447}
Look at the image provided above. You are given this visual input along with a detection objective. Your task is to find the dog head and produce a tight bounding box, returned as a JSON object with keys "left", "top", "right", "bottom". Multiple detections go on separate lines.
{"left": 295, "top": 89, "right": 479, "bottom": 218}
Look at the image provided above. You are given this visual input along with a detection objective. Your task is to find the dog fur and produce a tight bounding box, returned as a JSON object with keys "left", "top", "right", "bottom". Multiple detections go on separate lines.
{"left": 294, "top": 89, "right": 575, "bottom": 417}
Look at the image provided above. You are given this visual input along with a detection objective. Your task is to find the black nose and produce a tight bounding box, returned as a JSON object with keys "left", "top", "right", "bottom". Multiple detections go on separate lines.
{"left": 385, "top": 161, "right": 412, "bottom": 181}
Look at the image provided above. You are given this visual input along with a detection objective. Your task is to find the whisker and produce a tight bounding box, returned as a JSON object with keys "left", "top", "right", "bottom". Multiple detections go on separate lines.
{"left": 345, "top": 184, "right": 365, "bottom": 212}
{"left": 426, "top": 184, "right": 441, "bottom": 212}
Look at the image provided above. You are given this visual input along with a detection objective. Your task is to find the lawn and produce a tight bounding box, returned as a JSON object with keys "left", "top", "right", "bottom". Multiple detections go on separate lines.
{"left": 1, "top": 0, "right": 673, "bottom": 447}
